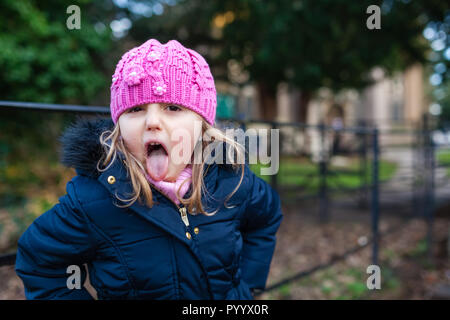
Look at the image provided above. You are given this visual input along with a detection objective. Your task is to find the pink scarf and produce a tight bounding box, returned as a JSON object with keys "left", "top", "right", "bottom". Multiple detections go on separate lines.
{"left": 144, "top": 165, "right": 193, "bottom": 205}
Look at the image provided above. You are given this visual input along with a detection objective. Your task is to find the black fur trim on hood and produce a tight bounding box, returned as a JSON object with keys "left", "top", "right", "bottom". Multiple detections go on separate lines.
{"left": 59, "top": 116, "right": 114, "bottom": 178}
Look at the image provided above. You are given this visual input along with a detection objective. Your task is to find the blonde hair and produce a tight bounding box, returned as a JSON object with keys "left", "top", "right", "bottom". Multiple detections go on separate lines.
{"left": 97, "top": 119, "right": 246, "bottom": 216}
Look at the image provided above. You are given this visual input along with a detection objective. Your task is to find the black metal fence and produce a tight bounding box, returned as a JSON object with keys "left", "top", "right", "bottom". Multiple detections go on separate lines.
{"left": 0, "top": 101, "right": 445, "bottom": 297}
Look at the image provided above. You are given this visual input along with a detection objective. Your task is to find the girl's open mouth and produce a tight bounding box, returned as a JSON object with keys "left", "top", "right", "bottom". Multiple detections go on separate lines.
{"left": 146, "top": 142, "right": 169, "bottom": 181}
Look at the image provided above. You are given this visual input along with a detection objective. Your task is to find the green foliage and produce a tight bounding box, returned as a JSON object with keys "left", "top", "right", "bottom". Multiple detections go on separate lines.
{"left": 320, "top": 284, "right": 332, "bottom": 295}
{"left": 310, "top": 267, "right": 369, "bottom": 300}
{"left": 0, "top": 1, "right": 114, "bottom": 231}
{"left": 132, "top": 0, "right": 448, "bottom": 95}
{"left": 218, "top": 0, "right": 445, "bottom": 92}
{"left": 436, "top": 149, "right": 450, "bottom": 176}
{"left": 0, "top": 109, "right": 76, "bottom": 206}
{"left": 0, "top": 0, "right": 112, "bottom": 104}
{"left": 277, "top": 283, "right": 291, "bottom": 298}
{"left": 346, "top": 281, "right": 367, "bottom": 297}
{"left": 437, "top": 149, "right": 450, "bottom": 166}
{"left": 408, "top": 239, "right": 428, "bottom": 257}
{"left": 381, "top": 266, "right": 401, "bottom": 289}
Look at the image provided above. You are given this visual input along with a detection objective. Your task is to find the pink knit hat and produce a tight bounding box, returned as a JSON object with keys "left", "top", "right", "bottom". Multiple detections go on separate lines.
{"left": 110, "top": 39, "right": 217, "bottom": 125}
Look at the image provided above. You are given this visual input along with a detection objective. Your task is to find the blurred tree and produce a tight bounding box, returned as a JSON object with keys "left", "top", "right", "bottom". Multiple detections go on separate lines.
{"left": 0, "top": 0, "right": 113, "bottom": 104}
{"left": 126, "top": 0, "right": 449, "bottom": 122}
{"left": 0, "top": 0, "right": 116, "bottom": 207}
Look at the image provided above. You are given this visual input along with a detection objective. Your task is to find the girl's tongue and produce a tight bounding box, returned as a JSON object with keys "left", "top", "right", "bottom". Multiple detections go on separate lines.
{"left": 146, "top": 146, "right": 169, "bottom": 181}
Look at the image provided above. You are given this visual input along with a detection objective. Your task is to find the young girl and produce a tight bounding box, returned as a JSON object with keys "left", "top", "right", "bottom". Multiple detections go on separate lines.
{"left": 15, "top": 39, "right": 283, "bottom": 300}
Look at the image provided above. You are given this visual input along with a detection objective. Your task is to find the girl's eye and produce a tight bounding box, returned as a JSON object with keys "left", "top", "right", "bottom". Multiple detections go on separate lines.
{"left": 129, "top": 107, "right": 143, "bottom": 113}
{"left": 166, "top": 105, "right": 181, "bottom": 112}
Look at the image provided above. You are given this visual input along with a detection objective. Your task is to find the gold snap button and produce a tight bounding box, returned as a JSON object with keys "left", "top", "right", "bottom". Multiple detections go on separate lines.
{"left": 107, "top": 176, "right": 116, "bottom": 184}
{"left": 194, "top": 227, "right": 199, "bottom": 234}
{"left": 186, "top": 232, "right": 191, "bottom": 240}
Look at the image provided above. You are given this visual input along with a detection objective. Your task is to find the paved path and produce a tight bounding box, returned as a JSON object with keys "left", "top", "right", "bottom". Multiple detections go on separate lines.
{"left": 332, "top": 147, "right": 450, "bottom": 214}
{"left": 380, "top": 147, "right": 450, "bottom": 208}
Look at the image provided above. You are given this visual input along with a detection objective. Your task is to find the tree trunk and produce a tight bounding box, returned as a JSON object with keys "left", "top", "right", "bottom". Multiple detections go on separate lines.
{"left": 257, "top": 81, "right": 277, "bottom": 121}
{"left": 298, "top": 90, "right": 311, "bottom": 123}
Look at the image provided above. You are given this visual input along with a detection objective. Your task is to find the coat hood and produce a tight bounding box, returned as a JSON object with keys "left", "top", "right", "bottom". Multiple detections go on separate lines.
{"left": 59, "top": 116, "right": 114, "bottom": 178}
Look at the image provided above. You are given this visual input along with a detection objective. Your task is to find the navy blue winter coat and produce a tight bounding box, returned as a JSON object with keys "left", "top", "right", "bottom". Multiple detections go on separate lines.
{"left": 15, "top": 118, "right": 283, "bottom": 300}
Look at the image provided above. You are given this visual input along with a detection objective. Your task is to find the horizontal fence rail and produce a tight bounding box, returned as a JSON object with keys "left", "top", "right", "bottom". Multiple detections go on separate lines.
{"left": 1, "top": 100, "right": 378, "bottom": 134}
{"left": 0, "top": 101, "right": 110, "bottom": 114}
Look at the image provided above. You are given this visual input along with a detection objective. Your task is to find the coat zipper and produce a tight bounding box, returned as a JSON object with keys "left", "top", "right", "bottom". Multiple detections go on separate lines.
{"left": 147, "top": 181, "right": 214, "bottom": 299}
{"left": 147, "top": 182, "right": 190, "bottom": 227}
{"left": 179, "top": 207, "right": 189, "bottom": 227}
{"left": 145, "top": 163, "right": 214, "bottom": 228}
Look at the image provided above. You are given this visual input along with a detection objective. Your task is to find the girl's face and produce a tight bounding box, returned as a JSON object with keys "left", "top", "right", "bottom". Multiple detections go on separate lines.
{"left": 118, "top": 103, "right": 203, "bottom": 182}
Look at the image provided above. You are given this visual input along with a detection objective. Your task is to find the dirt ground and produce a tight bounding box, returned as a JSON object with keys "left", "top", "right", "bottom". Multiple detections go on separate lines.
{"left": 257, "top": 201, "right": 450, "bottom": 300}
{"left": 0, "top": 200, "right": 449, "bottom": 300}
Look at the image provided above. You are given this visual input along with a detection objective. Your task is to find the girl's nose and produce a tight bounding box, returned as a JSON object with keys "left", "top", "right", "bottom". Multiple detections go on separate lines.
{"left": 145, "top": 104, "right": 162, "bottom": 130}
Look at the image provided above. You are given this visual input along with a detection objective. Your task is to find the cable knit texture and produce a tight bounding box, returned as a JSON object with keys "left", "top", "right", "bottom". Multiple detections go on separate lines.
{"left": 110, "top": 39, "right": 217, "bottom": 126}
{"left": 144, "top": 165, "right": 193, "bottom": 205}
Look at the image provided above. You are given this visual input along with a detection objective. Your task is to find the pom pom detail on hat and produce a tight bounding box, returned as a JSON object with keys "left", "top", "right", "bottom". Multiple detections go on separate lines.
{"left": 123, "top": 64, "right": 145, "bottom": 86}
{"left": 153, "top": 81, "right": 167, "bottom": 96}
{"left": 147, "top": 50, "right": 161, "bottom": 62}
{"left": 110, "top": 39, "right": 217, "bottom": 126}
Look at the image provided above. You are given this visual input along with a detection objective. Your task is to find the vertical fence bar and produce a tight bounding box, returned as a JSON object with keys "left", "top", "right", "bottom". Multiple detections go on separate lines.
{"left": 358, "top": 120, "right": 368, "bottom": 209}
{"left": 412, "top": 123, "right": 420, "bottom": 217}
{"left": 319, "top": 123, "right": 329, "bottom": 223}
{"left": 422, "top": 115, "right": 429, "bottom": 221}
{"left": 371, "top": 128, "right": 380, "bottom": 266}
{"left": 423, "top": 115, "right": 435, "bottom": 261}
{"left": 271, "top": 121, "right": 278, "bottom": 192}
{"left": 428, "top": 133, "right": 435, "bottom": 262}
